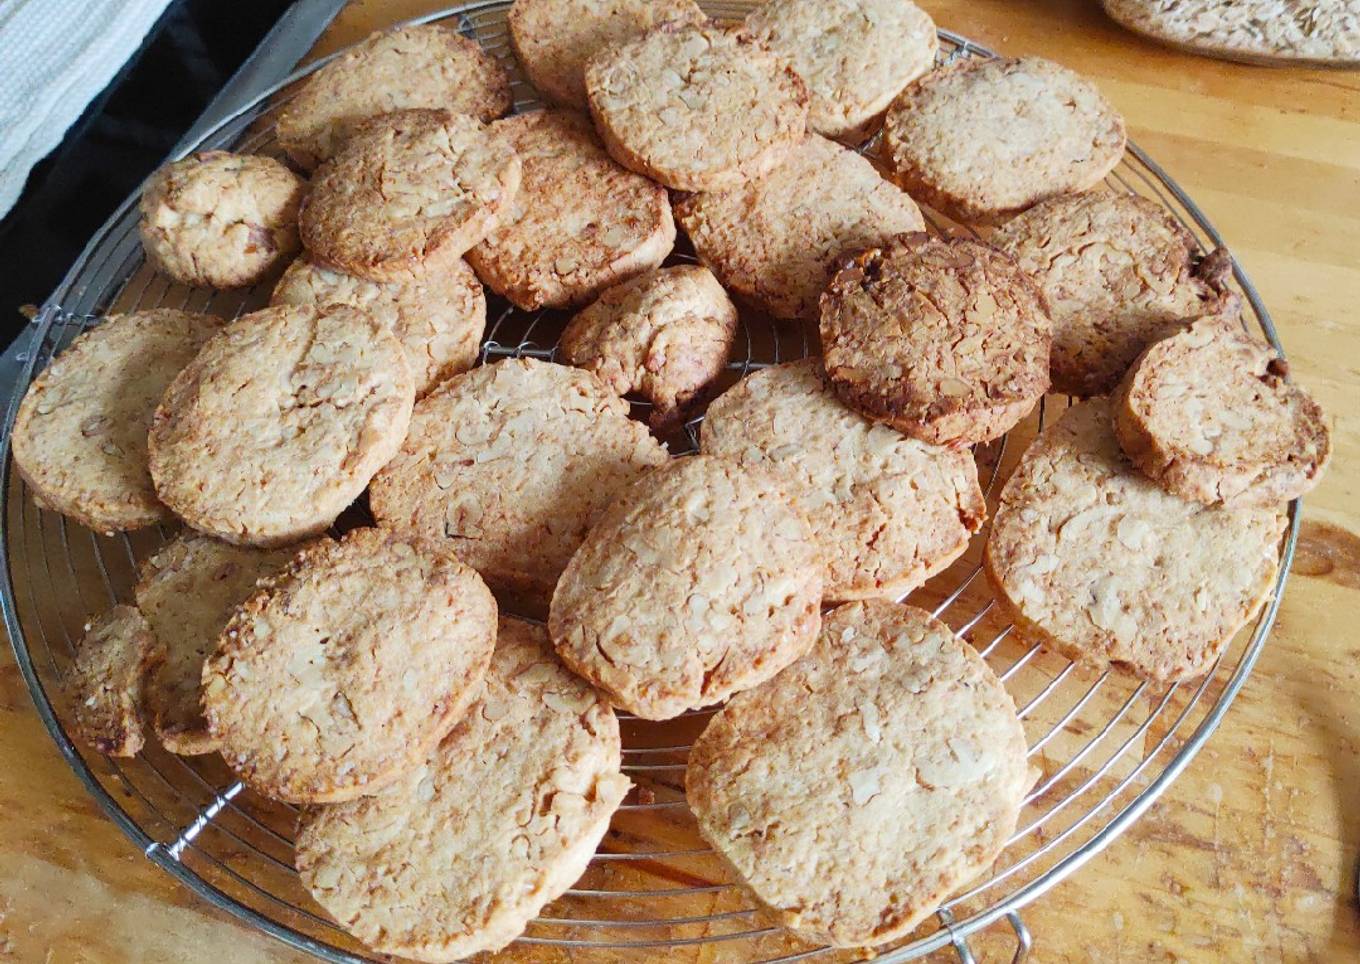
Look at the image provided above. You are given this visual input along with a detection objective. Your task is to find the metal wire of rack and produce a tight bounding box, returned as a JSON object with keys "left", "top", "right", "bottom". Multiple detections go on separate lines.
{"left": 0, "top": 3, "right": 1301, "bottom": 963}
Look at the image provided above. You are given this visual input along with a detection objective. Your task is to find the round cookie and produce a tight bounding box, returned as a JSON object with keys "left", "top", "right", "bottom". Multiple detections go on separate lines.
{"left": 1113, "top": 318, "right": 1331, "bottom": 507}
{"left": 702, "top": 359, "right": 986, "bottom": 601}
{"left": 560, "top": 264, "right": 737, "bottom": 428}
{"left": 139, "top": 151, "right": 306, "bottom": 289}
{"left": 203, "top": 528, "right": 497, "bottom": 803}
{"left": 882, "top": 57, "right": 1126, "bottom": 223}
{"left": 276, "top": 24, "right": 512, "bottom": 171}
{"left": 271, "top": 255, "right": 487, "bottom": 396}
{"left": 674, "top": 134, "right": 924, "bottom": 322}
{"left": 992, "top": 191, "right": 1236, "bottom": 397}
{"left": 584, "top": 21, "right": 809, "bottom": 192}
{"left": 744, "top": 0, "right": 938, "bottom": 141}
{"left": 548, "top": 454, "right": 823, "bottom": 720}
{"left": 820, "top": 233, "right": 1051, "bottom": 447}
{"left": 300, "top": 109, "right": 522, "bottom": 282}
{"left": 297, "top": 617, "right": 629, "bottom": 959}
{"left": 509, "top": 0, "right": 706, "bottom": 109}
{"left": 687, "top": 600, "right": 1032, "bottom": 948}
{"left": 466, "top": 110, "right": 675, "bottom": 310}
{"left": 67, "top": 606, "right": 154, "bottom": 758}
{"left": 148, "top": 304, "right": 414, "bottom": 547}
{"left": 984, "top": 397, "right": 1287, "bottom": 682}
{"left": 11, "top": 309, "right": 224, "bottom": 533}
{"left": 135, "top": 533, "right": 313, "bottom": 756}
{"left": 369, "top": 358, "right": 668, "bottom": 606}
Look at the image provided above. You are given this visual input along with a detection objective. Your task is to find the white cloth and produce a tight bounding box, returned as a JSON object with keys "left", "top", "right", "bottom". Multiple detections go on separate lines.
{"left": 0, "top": 0, "right": 173, "bottom": 218}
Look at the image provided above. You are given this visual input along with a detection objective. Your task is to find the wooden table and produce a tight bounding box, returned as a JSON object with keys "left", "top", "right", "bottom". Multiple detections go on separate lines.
{"left": 2, "top": 0, "right": 1357, "bottom": 960}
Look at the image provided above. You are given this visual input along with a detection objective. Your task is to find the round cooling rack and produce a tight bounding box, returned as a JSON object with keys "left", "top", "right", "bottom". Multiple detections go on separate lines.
{"left": 0, "top": 3, "right": 1302, "bottom": 962}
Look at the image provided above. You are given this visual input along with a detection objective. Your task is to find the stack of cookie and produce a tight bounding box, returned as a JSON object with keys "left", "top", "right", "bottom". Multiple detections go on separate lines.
{"left": 12, "top": 1, "right": 1334, "bottom": 958}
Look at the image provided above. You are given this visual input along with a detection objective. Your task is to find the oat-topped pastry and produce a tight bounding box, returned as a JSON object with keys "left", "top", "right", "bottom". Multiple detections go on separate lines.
{"left": 883, "top": 57, "right": 1126, "bottom": 223}
{"left": 1113, "top": 318, "right": 1331, "bottom": 507}
{"left": 745, "top": 0, "right": 938, "bottom": 141}
{"left": 509, "top": 0, "right": 706, "bottom": 109}
{"left": 993, "top": 191, "right": 1236, "bottom": 397}
{"left": 821, "top": 233, "right": 1051, "bottom": 447}
{"left": 297, "top": 617, "right": 629, "bottom": 960}
{"left": 466, "top": 110, "right": 674, "bottom": 310}
{"left": 687, "top": 600, "right": 1032, "bottom": 948}
{"left": 139, "top": 152, "right": 305, "bottom": 289}
{"left": 585, "top": 21, "right": 809, "bottom": 192}
{"left": 300, "top": 108, "right": 522, "bottom": 282}
{"left": 11, "top": 309, "right": 224, "bottom": 533}
{"left": 67, "top": 606, "right": 155, "bottom": 758}
{"left": 674, "top": 134, "right": 924, "bottom": 322}
{"left": 276, "top": 24, "right": 512, "bottom": 170}
{"left": 985, "top": 397, "right": 1286, "bottom": 682}
{"left": 549, "top": 455, "right": 823, "bottom": 720}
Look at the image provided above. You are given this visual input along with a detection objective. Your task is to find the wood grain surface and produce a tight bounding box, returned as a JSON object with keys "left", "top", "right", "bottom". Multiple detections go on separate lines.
{"left": 2, "top": 0, "right": 1357, "bottom": 961}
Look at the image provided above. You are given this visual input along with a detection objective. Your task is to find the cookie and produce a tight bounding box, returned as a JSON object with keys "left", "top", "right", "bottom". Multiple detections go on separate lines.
{"left": 882, "top": 57, "right": 1126, "bottom": 223}
{"left": 560, "top": 264, "right": 737, "bottom": 428}
{"left": 744, "top": 0, "right": 938, "bottom": 141}
{"left": 674, "top": 134, "right": 924, "bottom": 321}
{"left": 466, "top": 110, "right": 674, "bottom": 310}
{"left": 1113, "top": 319, "right": 1331, "bottom": 507}
{"left": 1102, "top": 0, "right": 1360, "bottom": 67}
{"left": 369, "top": 358, "right": 668, "bottom": 606}
{"left": 203, "top": 528, "right": 497, "bottom": 803}
{"left": 687, "top": 600, "right": 1032, "bottom": 947}
{"left": 135, "top": 533, "right": 311, "bottom": 756}
{"left": 300, "top": 109, "right": 522, "bottom": 282}
{"left": 297, "top": 617, "right": 629, "bottom": 960}
{"left": 276, "top": 24, "right": 512, "bottom": 171}
{"left": 992, "top": 192, "right": 1236, "bottom": 397}
{"left": 549, "top": 455, "right": 822, "bottom": 720}
{"left": 820, "top": 233, "right": 1051, "bottom": 447}
{"left": 148, "top": 304, "right": 414, "bottom": 547}
{"left": 139, "top": 151, "right": 306, "bottom": 289}
{"left": 67, "top": 606, "right": 154, "bottom": 758}
{"left": 984, "top": 397, "right": 1286, "bottom": 682}
{"left": 702, "top": 360, "right": 985, "bottom": 601}
{"left": 11, "top": 309, "right": 224, "bottom": 533}
{"left": 271, "top": 255, "right": 486, "bottom": 396}
{"left": 584, "top": 21, "right": 809, "bottom": 192}
{"left": 509, "top": 0, "right": 706, "bottom": 109}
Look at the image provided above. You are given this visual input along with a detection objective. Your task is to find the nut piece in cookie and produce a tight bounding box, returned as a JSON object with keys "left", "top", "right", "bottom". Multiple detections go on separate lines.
{"left": 300, "top": 108, "right": 522, "bottom": 282}
{"left": 11, "top": 309, "right": 224, "bottom": 534}
{"left": 296, "top": 617, "right": 629, "bottom": 960}
{"left": 993, "top": 191, "right": 1236, "bottom": 397}
{"left": 561, "top": 264, "right": 737, "bottom": 428}
{"left": 985, "top": 397, "right": 1287, "bottom": 682}
{"left": 68, "top": 605, "right": 154, "bottom": 758}
{"left": 369, "top": 357, "right": 668, "bottom": 609}
{"left": 745, "top": 0, "right": 938, "bottom": 142}
{"left": 276, "top": 24, "right": 512, "bottom": 170}
{"left": 883, "top": 57, "right": 1126, "bottom": 223}
{"left": 139, "top": 151, "right": 306, "bottom": 289}
{"left": 203, "top": 528, "right": 498, "bottom": 804}
{"left": 584, "top": 21, "right": 809, "bottom": 192}
{"left": 271, "top": 256, "right": 486, "bottom": 396}
{"left": 1113, "top": 318, "right": 1331, "bottom": 507}
{"left": 466, "top": 110, "right": 675, "bottom": 310}
{"left": 820, "top": 233, "right": 1051, "bottom": 447}
{"left": 148, "top": 304, "right": 414, "bottom": 547}
{"left": 509, "top": 0, "right": 706, "bottom": 109}
{"left": 674, "top": 134, "right": 924, "bottom": 322}
{"left": 687, "top": 600, "right": 1032, "bottom": 948}
{"left": 702, "top": 359, "right": 985, "bottom": 601}
{"left": 136, "top": 533, "right": 314, "bottom": 756}
{"left": 549, "top": 454, "right": 823, "bottom": 720}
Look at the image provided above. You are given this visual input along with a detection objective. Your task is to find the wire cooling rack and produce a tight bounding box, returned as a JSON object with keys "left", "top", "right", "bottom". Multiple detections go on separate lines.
{"left": 0, "top": 3, "right": 1300, "bottom": 962}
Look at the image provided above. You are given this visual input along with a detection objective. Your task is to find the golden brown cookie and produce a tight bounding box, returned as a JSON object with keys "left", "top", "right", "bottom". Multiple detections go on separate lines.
{"left": 67, "top": 606, "right": 154, "bottom": 758}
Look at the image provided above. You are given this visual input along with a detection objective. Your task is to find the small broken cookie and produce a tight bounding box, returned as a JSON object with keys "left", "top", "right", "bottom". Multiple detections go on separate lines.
{"left": 68, "top": 605, "right": 154, "bottom": 758}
